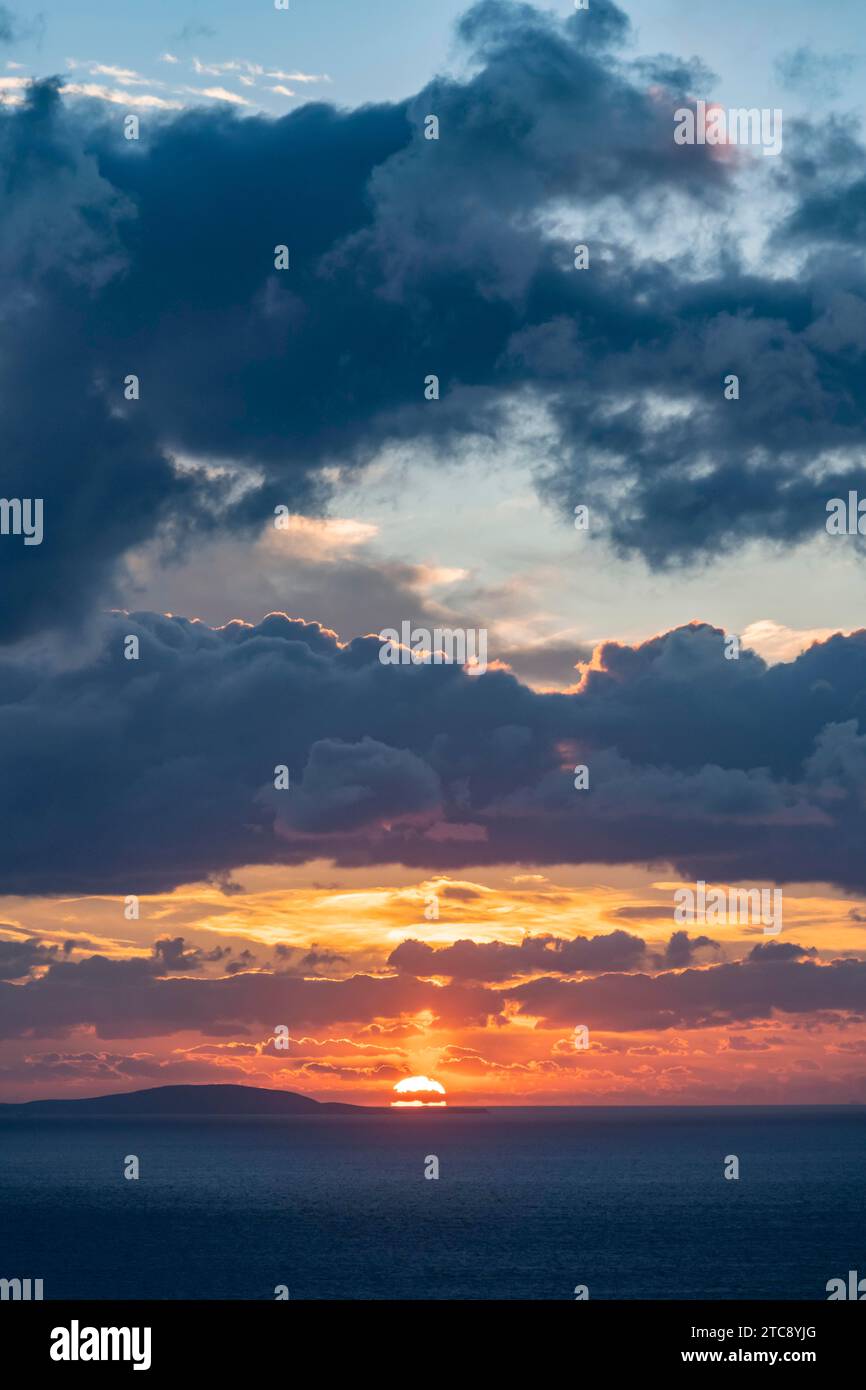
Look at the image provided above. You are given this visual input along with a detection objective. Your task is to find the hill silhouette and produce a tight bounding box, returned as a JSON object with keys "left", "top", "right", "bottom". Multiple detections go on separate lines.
{"left": 0, "top": 1083, "right": 365, "bottom": 1117}
{"left": 0, "top": 1083, "right": 485, "bottom": 1116}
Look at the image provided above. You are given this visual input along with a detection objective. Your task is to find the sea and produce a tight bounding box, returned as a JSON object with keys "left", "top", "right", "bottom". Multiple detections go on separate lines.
{"left": 1, "top": 1106, "right": 863, "bottom": 1300}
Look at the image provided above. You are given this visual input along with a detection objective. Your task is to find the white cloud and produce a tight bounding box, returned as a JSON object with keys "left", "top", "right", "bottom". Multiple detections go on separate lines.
{"left": 60, "top": 82, "right": 183, "bottom": 110}
{"left": 0, "top": 75, "right": 29, "bottom": 105}
{"left": 61, "top": 61, "right": 166, "bottom": 90}
{"left": 267, "top": 69, "right": 331, "bottom": 83}
{"left": 192, "top": 86, "right": 252, "bottom": 107}
{"left": 192, "top": 57, "right": 227, "bottom": 76}
{"left": 193, "top": 58, "right": 263, "bottom": 79}
{"left": 268, "top": 515, "right": 379, "bottom": 557}
{"left": 89, "top": 64, "right": 146, "bottom": 82}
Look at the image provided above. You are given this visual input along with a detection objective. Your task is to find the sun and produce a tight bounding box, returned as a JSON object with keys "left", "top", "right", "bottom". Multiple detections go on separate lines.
{"left": 391, "top": 1075, "right": 447, "bottom": 1107}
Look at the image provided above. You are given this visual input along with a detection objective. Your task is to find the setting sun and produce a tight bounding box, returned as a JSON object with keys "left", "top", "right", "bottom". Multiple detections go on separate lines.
{"left": 391, "top": 1076, "right": 447, "bottom": 1107}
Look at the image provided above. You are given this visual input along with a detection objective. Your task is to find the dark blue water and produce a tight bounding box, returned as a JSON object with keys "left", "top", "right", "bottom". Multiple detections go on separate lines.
{"left": 1, "top": 1107, "right": 863, "bottom": 1299}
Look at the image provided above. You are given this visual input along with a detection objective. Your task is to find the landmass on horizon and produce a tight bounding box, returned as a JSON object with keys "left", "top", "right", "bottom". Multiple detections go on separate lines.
{"left": 0, "top": 1083, "right": 487, "bottom": 1117}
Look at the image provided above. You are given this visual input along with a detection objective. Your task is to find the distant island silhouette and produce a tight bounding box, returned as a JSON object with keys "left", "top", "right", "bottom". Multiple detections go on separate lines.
{"left": 0, "top": 1083, "right": 486, "bottom": 1116}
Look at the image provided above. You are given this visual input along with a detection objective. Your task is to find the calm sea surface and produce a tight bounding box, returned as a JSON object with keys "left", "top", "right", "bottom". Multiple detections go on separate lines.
{"left": 1, "top": 1107, "right": 863, "bottom": 1299}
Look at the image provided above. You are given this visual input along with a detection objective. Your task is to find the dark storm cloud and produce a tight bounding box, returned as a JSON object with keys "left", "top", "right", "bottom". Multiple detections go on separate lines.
{"left": 2, "top": 0, "right": 866, "bottom": 900}
{"left": 388, "top": 929, "right": 647, "bottom": 980}
{"left": 0, "top": 955, "right": 498, "bottom": 1040}
{"left": 150, "top": 936, "right": 247, "bottom": 972}
{"left": 0, "top": 0, "right": 862, "bottom": 634}
{"left": 388, "top": 928, "right": 720, "bottom": 980}
{"left": 152, "top": 937, "right": 206, "bottom": 972}
{"left": 777, "top": 128, "right": 866, "bottom": 251}
{"left": 0, "top": 935, "right": 61, "bottom": 980}
{"left": 3, "top": 613, "right": 866, "bottom": 892}
{"left": 507, "top": 954, "right": 866, "bottom": 1032}
{"left": 0, "top": 1, "right": 755, "bottom": 639}
{"left": 653, "top": 930, "right": 720, "bottom": 969}
{"left": 0, "top": 929, "right": 253, "bottom": 982}
{"left": 273, "top": 943, "right": 350, "bottom": 975}
{"left": 747, "top": 940, "right": 817, "bottom": 962}
{"left": 1, "top": 940, "right": 863, "bottom": 1041}
{"left": 287, "top": 737, "right": 441, "bottom": 833}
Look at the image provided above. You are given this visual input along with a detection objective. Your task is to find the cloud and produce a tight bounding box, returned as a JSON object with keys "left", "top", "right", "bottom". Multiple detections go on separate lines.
{"left": 1, "top": 939, "right": 864, "bottom": 1044}
{"left": 389, "top": 930, "right": 647, "bottom": 981}
{"left": 506, "top": 954, "right": 866, "bottom": 1032}
{"left": 151, "top": 936, "right": 234, "bottom": 971}
{"left": 3, "top": 2, "right": 866, "bottom": 646}
{"left": 774, "top": 47, "right": 856, "bottom": 100}
{"left": 170, "top": 23, "right": 216, "bottom": 45}
{"left": 0, "top": 4, "right": 43, "bottom": 47}
{"left": 0, "top": 955, "right": 498, "bottom": 1040}
{"left": 2, "top": 2, "right": 865, "bottom": 633}
{"left": 1, "top": 615, "right": 866, "bottom": 892}
{"left": 186, "top": 86, "right": 253, "bottom": 107}
{"left": 0, "top": 935, "right": 64, "bottom": 979}
{"left": 0, "top": 1, "right": 740, "bottom": 639}
{"left": 0, "top": 1048, "right": 252, "bottom": 1086}
{"left": 82, "top": 64, "right": 155, "bottom": 86}
{"left": 284, "top": 737, "right": 442, "bottom": 834}
{"left": 267, "top": 70, "right": 330, "bottom": 84}
{"left": 653, "top": 930, "right": 720, "bottom": 968}
{"left": 60, "top": 82, "right": 182, "bottom": 110}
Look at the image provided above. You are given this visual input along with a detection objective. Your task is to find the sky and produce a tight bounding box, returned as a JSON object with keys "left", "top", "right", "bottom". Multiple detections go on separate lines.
{"left": 2, "top": 0, "right": 866, "bottom": 1106}
{"left": 5, "top": 1, "right": 866, "bottom": 113}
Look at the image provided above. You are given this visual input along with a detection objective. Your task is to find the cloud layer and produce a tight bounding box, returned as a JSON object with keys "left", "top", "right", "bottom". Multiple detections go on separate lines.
{"left": 1, "top": 612, "right": 866, "bottom": 892}
{"left": 4, "top": 1, "right": 866, "bottom": 638}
